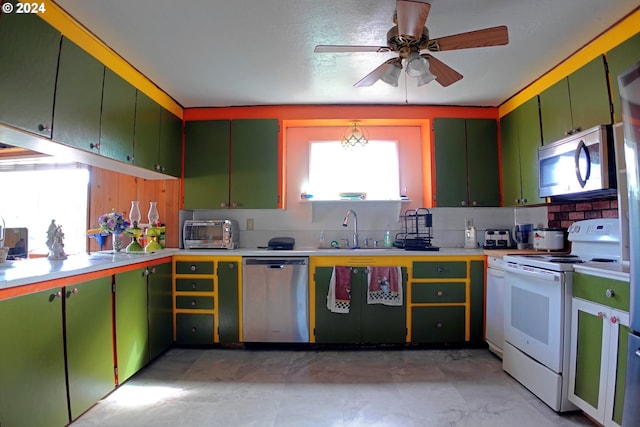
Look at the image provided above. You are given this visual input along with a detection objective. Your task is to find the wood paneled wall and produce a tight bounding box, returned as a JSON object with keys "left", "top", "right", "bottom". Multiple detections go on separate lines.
{"left": 88, "top": 166, "right": 180, "bottom": 251}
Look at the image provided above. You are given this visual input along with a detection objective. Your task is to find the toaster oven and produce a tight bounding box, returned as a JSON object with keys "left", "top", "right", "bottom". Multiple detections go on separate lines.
{"left": 182, "top": 219, "right": 239, "bottom": 249}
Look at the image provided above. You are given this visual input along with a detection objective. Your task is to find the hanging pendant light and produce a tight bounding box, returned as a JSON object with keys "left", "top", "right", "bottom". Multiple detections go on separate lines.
{"left": 342, "top": 121, "right": 368, "bottom": 148}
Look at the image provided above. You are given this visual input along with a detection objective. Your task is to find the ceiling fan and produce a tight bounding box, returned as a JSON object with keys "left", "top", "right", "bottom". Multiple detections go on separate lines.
{"left": 314, "top": 0, "right": 509, "bottom": 88}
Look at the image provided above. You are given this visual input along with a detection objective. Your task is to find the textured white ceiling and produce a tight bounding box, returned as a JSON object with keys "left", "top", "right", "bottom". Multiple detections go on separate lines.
{"left": 54, "top": 0, "right": 639, "bottom": 108}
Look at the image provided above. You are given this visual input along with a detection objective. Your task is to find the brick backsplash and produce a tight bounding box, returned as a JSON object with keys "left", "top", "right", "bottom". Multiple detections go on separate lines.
{"left": 547, "top": 197, "right": 618, "bottom": 228}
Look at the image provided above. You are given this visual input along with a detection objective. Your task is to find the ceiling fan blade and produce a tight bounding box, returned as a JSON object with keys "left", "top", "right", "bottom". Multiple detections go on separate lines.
{"left": 354, "top": 60, "right": 394, "bottom": 87}
{"left": 396, "top": 0, "right": 430, "bottom": 40}
{"left": 428, "top": 25, "right": 509, "bottom": 51}
{"left": 422, "top": 54, "right": 463, "bottom": 87}
{"left": 314, "top": 45, "right": 391, "bottom": 53}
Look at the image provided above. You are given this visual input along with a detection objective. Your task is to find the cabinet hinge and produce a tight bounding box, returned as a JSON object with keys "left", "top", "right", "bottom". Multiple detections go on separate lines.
{"left": 114, "top": 367, "right": 118, "bottom": 376}
{"left": 112, "top": 283, "right": 116, "bottom": 293}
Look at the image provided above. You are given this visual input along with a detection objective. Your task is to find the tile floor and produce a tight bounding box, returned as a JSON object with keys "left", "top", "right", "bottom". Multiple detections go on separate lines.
{"left": 71, "top": 347, "right": 594, "bottom": 427}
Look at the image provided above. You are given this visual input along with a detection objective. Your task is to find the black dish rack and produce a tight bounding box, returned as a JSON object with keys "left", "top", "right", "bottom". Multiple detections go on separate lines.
{"left": 394, "top": 208, "right": 439, "bottom": 251}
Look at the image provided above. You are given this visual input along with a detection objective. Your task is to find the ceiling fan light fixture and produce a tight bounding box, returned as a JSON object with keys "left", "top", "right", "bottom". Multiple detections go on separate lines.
{"left": 380, "top": 60, "right": 402, "bottom": 87}
{"left": 416, "top": 61, "right": 436, "bottom": 86}
{"left": 405, "top": 52, "right": 429, "bottom": 77}
{"left": 342, "top": 121, "right": 368, "bottom": 148}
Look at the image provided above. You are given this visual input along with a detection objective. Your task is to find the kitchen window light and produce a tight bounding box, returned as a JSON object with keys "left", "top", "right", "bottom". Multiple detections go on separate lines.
{"left": 308, "top": 140, "right": 400, "bottom": 200}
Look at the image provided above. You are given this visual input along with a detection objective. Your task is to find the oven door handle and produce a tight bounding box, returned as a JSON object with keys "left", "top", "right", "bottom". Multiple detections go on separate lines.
{"left": 574, "top": 139, "right": 591, "bottom": 188}
{"left": 505, "top": 264, "right": 562, "bottom": 282}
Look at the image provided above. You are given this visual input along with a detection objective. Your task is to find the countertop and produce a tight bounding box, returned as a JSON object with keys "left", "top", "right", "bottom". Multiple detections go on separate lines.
{"left": 0, "top": 247, "right": 486, "bottom": 295}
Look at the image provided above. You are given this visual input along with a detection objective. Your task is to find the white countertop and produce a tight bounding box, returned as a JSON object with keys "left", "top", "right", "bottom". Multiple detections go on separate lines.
{"left": 573, "top": 261, "right": 631, "bottom": 282}
{"left": 0, "top": 247, "right": 485, "bottom": 294}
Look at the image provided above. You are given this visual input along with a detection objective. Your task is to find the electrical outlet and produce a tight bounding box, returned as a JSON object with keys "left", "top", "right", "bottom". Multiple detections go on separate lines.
{"left": 246, "top": 218, "right": 254, "bottom": 230}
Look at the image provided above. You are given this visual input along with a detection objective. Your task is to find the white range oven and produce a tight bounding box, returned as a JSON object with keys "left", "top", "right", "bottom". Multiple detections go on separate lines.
{"left": 502, "top": 218, "right": 621, "bottom": 412}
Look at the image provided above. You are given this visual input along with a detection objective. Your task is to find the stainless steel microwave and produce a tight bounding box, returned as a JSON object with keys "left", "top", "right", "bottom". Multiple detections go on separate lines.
{"left": 182, "top": 219, "right": 239, "bottom": 249}
{"left": 538, "top": 125, "right": 616, "bottom": 199}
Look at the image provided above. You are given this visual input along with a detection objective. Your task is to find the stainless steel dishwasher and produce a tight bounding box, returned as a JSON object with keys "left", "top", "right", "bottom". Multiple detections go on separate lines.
{"left": 242, "top": 257, "right": 309, "bottom": 343}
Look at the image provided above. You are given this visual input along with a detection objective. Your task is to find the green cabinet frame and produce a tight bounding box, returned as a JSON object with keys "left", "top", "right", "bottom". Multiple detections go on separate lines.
{"left": 0, "top": 2, "right": 61, "bottom": 137}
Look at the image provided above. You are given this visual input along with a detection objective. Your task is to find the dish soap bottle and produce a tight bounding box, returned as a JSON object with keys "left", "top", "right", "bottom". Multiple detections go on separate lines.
{"left": 464, "top": 218, "right": 477, "bottom": 249}
{"left": 383, "top": 227, "right": 393, "bottom": 248}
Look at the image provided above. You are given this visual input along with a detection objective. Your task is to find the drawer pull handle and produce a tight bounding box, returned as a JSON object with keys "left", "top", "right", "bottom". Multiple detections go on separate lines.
{"left": 436, "top": 290, "right": 444, "bottom": 297}
{"left": 437, "top": 267, "right": 444, "bottom": 273}
{"left": 191, "top": 282, "right": 197, "bottom": 289}
{"left": 191, "top": 300, "right": 197, "bottom": 307}
{"left": 610, "top": 316, "right": 618, "bottom": 324}
{"left": 605, "top": 289, "right": 615, "bottom": 298}
{"left": 597, "top": 311, "right": 606, "bottom": 319}
{"left": 191, "top": 327, "right": 197, "bottom": 333}
{"left": 436, "top": 322, "right": 443, "bottom": 328}
{"left": 228, "top": 263, "right": 235, "bottom": 269}
{"left": 190, "top": 265, "right": 197, "bottom": 272}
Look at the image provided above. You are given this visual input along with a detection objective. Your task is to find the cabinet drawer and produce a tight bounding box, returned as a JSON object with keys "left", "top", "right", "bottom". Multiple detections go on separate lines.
{"left": 412, "top": 306, "right": 465, "bottom": 343}
{"left": 412, "top": 261, "right": 467, "bottom": 278}
{"left": 175, "top": 296, "right": 214, "bottom": 310}
{"left": 574, "top": 273, "right": 629, "bottom": 311}
{"left": 175, "top": 261, "right": 214, "bottom": 275}
{"left": 412, "top": 282, "right": 466, "bottom": 303}
{"left": 175, "top": 278, "right": 214, "bottom": 292}
{"left": 175, "top": 313, "right": 214, "bottom": 345}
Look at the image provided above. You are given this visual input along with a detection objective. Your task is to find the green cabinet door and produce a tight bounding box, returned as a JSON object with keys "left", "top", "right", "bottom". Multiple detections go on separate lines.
{"left": 314, "top": 266, "right": 406, "bottom": 344}
{"left": 314, "top": 266, "right": 362, "bottom": 343}
{"left": 608, "top": 33, "right": 640, "bottom": 122}
{"left": 115, "top": 268, "right": 150, "bottom": 383}
{"left": 158, "top": 108, "right": 183, "bottom": 177}
{"left": 568, "top": 56, "right": 612, "bottom": 133}
{"left": 469, "top": 260, "right": 485, "bottom": 343}
{"left": 0, "top": 4, "right": 61, "bottom": 137}
{"left": 184, "top": 120, "right": 230, "bottom": 209}
{"left": 467, "top": 119, "right": 500, "bottom": 206}
{"left": 517, "top": 96, "right": 545, "bottom": 205}
{"left": 53, "top": 37, "right": 105, "bottom": 151}
{"left": 65, "top": 277, "right": 115, "bottom": 421}
{"left": 149, "top": 262, "right": 174, "bottom": 360}
{"left": 133, "top": 91, "right": 161, "bottom": 171}
{"left": 100, "top": 68, "right": 136, "bottom": 162}
{"left": 0, "top": 288, "right": 69, "bottom": 427}
{"left": 433, "top": 118, "right": 468, "bottom": 207}
{"left": 539, "top": 78, "right": 572, "bottom": 144}
{"left": 500, "top": 108, "right": 522, "bottom": 206}
{"left": 218, "top": 260, "right": 240, "bottom": 343}
{"left": 231, "top": 119, "right": 279, "bottom": 208}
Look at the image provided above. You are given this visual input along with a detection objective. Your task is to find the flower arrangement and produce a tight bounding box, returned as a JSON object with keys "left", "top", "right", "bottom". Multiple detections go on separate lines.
{"left": 98, "top": 210, "right": 131, "bottom": 235}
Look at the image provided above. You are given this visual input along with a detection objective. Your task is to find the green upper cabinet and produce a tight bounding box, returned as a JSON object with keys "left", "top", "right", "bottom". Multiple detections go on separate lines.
{"left": 133, "top": 90, "right": 161, "bottom": 171}
{"left": 158, "top": 108, "right": 183, "bottom": 177}
{"left": 184, "top": 119, "right": 279, "bottom": 209}
{"left": 433, "top": 118, "right": 499, "bottom": 207}
{"left": 540, "top": 55, "right": 612, "bottom": 144}
{"left": 115, "top": 268, "right": 150, "bottom": 384}
{"left": 100, "top": 68, "right": 136, "bottom": 162}
{"left": 230, "top": 119, "right": 279, "bottom": 208}
{"left": 0, "top": 4, "right": 61, "bottom": 137}
{"left": 65, "top": 277, "right": 115, "bottom": 421}
{"left": 500, "top": 96, "right": 545, "bottom": 206}
{"left": 184, "top": 120, "right": 231, "bottom": 209}
{"left": 607, "top": 33, "right": 640, "bottom": 123}
{"left": 0, "top": 288, "right": 69, "bottom": 427}
{"left": 53, "top": 37, "right": 105, "bottom": 152}
{"left": 434, "top": 118, "right": 500, "bottom": 207}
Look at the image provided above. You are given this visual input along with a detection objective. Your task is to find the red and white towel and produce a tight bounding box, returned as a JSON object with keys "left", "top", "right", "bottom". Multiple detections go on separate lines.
{"left": 367, "top": 266, "right": 403, "bottom": 306}
{"left": 327, "top": 266, "right": 352, "bottom": 313}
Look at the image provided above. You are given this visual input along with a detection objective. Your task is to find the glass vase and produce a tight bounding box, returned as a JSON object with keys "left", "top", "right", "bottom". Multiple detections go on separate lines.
{"left": 112, "top": 232, "right": 123, "bottom": 253}
{"left": 148, "top": 201, "right": 159, "bottom": 226}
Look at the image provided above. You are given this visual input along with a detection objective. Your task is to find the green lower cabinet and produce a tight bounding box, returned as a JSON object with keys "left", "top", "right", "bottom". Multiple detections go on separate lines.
{"left": 176, "top": 313, "right": 215, "bottom": 345}
{"left": 218, "top": 261, "right": 240, "bottom": 343}
{"left": 149, "top": 262, "right": 174, "bottom": 361}
{"left": 412, "top": 306, "right": 466, "bottom": 343}
{"left": 314, "top": 266, "right": 407, "bottom": 344}
{"left": 569, "top": 296, "right": 629, "bottom": 426}
{"left": 115, "top": 268, "right": 150, "bottom": 384}
{"left": 469, "top": 260, "right": 484, "bottom": 343}
{"left": 0, "top": 288, "right": 69, "bottom": 427}
{"left": 65, "top": 277, "right": 115, "bottom": 421}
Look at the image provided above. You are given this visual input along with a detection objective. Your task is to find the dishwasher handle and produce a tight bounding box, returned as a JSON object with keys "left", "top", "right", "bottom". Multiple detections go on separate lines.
{"left": 243, "top": 257, "right": 308, "bottom": 266}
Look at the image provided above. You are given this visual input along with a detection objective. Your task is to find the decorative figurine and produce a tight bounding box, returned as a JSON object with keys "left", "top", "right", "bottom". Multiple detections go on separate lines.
{"left": 46, "top": 219, "right": 67, "bottom": 260}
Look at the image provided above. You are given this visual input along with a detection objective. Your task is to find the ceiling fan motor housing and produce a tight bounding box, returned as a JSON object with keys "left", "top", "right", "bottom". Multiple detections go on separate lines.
{"left": 387, "top": 26, "right": 430, "bottom": 56}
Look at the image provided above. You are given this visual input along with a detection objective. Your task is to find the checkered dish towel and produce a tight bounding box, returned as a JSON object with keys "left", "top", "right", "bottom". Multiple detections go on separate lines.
{"left": 327, "top": 266, "right": 352, "bottom": 313}
{"left": 367, "top": 266, "right": 403, "bottom": 306}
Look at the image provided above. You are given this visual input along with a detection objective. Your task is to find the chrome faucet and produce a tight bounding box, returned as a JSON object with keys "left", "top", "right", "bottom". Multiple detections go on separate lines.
{"left": 342, "top": 209, "right": 359, "bottom": 248}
